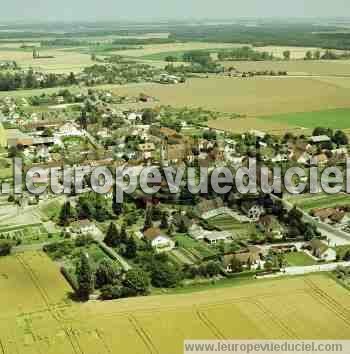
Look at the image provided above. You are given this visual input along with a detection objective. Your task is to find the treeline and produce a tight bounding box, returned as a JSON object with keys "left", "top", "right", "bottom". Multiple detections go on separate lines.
{"left": 169, "top": 24, "right": 350, "bottom": 50}
{"left": 0, "top": 69, "right": 77, "bottom": 91}
{"left": 111, "top": 37, "right": 174, "bottom": 46}
{"left": 217, "top": 47, "right": 274, "bottom": 61}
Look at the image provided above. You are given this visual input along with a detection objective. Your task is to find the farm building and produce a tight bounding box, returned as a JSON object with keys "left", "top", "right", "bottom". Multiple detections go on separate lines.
{"left": 143, "top": 227, "right": 175, "bottom": 253}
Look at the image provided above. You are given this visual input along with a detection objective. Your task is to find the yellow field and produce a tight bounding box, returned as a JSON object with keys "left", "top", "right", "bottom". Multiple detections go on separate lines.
{"left": 207, "top": 117, "right": 305, "bottom": 135}
{"left": 0, "top": 48, "right": 94, "bottom": 73}
{"left": 221, "top": 59, "right": 350, "bottom": 76}
{"left": 115, "top": 42, "right": 243, "bottom": 57}
{"left": 1, "top": 251, "right": 350, "bottom": 353}
{"left": 114, "top": 76, "right": 350, "bottom": 116}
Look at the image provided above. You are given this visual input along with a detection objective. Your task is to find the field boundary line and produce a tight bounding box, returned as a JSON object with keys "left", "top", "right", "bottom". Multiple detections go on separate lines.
{"left": 305, "top": 279, "right": 350, "bottom": 327}
{"left": 95, "top": 329, "right": 113, "bottom": 354}
{"left": 128, "top": 315, "right": 158, "bottom": 354}
{"left": 196, "top": 309, "right": 226, "bottom": 339}
{"left": 250, "top": 300, "right": 299, "bottom": 339}
{"left": 16, "top": 254, "right": 82, "bottom": 354}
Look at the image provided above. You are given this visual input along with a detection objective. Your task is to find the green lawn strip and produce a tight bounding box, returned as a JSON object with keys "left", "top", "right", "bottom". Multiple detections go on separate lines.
{"left": 262, "top": 108, "right": 350, "bottom": 130}
{"left": 285, "top": 251, "right": 317, "bottom": 266}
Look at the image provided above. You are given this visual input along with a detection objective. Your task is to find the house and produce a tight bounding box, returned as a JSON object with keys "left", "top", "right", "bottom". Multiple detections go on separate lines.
{"left": 196, "top": 198, "right": 224, "bottom": 219}
{"left": 309, "top": 135, "right": 331, "bottom": 144}
{"left": 137, "top": 143, "right": 156, "bottom": 160}
{"left": 258, "top": 215, "right": 284, "bottom": 239}
{"left": 223, "top": 246, "right": 263, "bottom": 272}
{"left": 189, "top": 224, "right": 232, "bottom": 244}
{"left": 309, "top": 238, "right": 336, "bottom": 261}
{"left": 311, "top": 208, "right": 346, "bottom": 224}
{"left": 204, "top": 230, "right": 232, "bottom": 245}
{"left": 6, "top": 129, "right": 33, "bottom": 147}
{"left": 312, "top": 153, "right": 329, "bottom": 166}
{"left": 56, "top": 122, "right": 83, "bottom": 137}
{"left": 143, "top": 227, "right": 175, "bottom": 252}
{"left": 188, "top": 224, "right": 206, "bottom": 241}
{"left": 70, "top": 220, "right": 97, "bottom": 235}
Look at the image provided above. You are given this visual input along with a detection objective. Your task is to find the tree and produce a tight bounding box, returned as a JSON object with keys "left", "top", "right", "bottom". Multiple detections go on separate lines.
{"left": 79, "top": 109, "right": 88, "bottom": 130}
{"left": 124, "top": 236, "right": 137, "bottom": 259}
{"left": 305, "top": 51, "right": 313, "bottom": 60}
{"left": 313, "top": 127, "right": 333, "bottom": 138}
{"left": 160, "top": 212, "right": 169, "bottom": 229}
{"left": 123, "top": 268, "right": 150, "bottom": 295}
{"left": 333, "top": 130, "right": 348, "bottom": 146}
{"left": 144, "top": 206, "right": 153, "bottom": 230}
{"left": 95, "top": 259, "right": 120, "bottom": 288}
{"left": 230, "top": 255, "right": 243, "bottom": 273}
{"left": 76, "top": 252, "right": 94, "bottom": 301}
{"left": 314, "top": 50, "right": 321, "bottom": 60}
{"left": 178, "top": 217, "right": 188, "bottom": 234}
{"left": 205, "top": 261, "right": 221, "bottom": 277}
{"left": 142, "top": 109, "right": 156, "bottom": 124}
{"left": 104, "top": 222, "right": 120, "bottom": 248}
{"left": 283, "top": 50, "right": 291, "bottom": 60}
{"left": 59, "top": 201, "right": 74, "bottom": 226}
{"left": 0, "top": 240, "right": 12, "bottom": 256}
{"left": 120, "top": 225, "right": 128, "bottom": 244}
{"left": 151, "top": 262, "right": 180, "bottom": 288}
{"left": 8, "top": 146, "right": 20, "bottom": 158}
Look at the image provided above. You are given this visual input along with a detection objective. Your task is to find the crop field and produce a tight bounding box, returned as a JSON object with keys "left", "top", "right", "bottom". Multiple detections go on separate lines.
{"left": 114, "top": 42, "right": 240, "bottom": 58}
{"left": 285, "top": 192, "right": 350, "bottom": 212}
{"left": 0, "top": 48, "right": 94, "bottom": 73}
{"left": 262, "top": 108, "right": 350, "bottom": 130}
{"left": 1, "top": 260, "right": 349, "bottom": 354}
{"left": 221, "top": 59, "right": 350, "bottom": 76}
{"left": 114, "top": 76, "right": 350, "bottom": 117}
{"left": 207, "top": 215, "right": 254, "bottom": 239}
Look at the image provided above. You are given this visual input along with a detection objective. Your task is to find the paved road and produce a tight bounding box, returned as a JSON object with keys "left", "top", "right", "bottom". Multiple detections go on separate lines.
{"left": 283, "top": 261, "right": 350, "bottom": 275}
{"left": 271, "top": 194, "right": 350, "bottom": 247}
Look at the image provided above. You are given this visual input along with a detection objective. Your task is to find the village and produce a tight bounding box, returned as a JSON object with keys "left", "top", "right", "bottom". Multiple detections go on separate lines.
{"left": 1, "top": 83, "right": 350, "bottom": 300}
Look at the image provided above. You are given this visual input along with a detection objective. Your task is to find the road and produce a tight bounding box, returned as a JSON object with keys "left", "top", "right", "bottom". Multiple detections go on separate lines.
{"left": 283, "top": 261, "right": 350, "bottom": 275}
{"left": 271, "top": 194, "right": 350, "bottom": 247}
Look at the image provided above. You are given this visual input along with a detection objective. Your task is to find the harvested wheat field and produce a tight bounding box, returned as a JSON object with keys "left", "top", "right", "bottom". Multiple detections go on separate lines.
{"left": 115, "top": 76, "right": 350, "bottom": 116}
{"left": 0, "top": 251, "right": 350, "bottom": 354}
{"left": 221, "top": 59, "right": 350, "bottom": 76}
{"left": 0, "top": 48, "right": 94, "bottom": 73}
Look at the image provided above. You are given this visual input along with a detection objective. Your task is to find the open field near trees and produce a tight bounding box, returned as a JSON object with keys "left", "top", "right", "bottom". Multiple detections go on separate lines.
{"left": 113, "top": 76, "right": 350, "bottom": 116}
{"left": 262, "top": 108, "right": 350, "bottom": 130}
{"left": 221, "top": 59, "right": 350, "bottom": 76}
{"left": 285, "top": 193, "right": 350, "bottom": 212}
{"left": 0, "top": 48, "right": 94, "bottom": 73}
{"left": 0, "top": 258, "right": 349, "bottom": 354}
{"left": 113, "top": 42, "right": 241, "bottom": 58}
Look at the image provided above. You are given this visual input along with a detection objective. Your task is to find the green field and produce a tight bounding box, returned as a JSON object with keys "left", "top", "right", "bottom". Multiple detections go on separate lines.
{"left": 263, "top": 108, "right": 350, "bottom": 130}
{"left": 285, "top": 251, "right": 318, "bottom": 266}
{"left": 174, "top": 234, "right": 218, "bottom": 260}
{"left": 208, "top": 215, "right": 254, "bottom": 239}
{"left": 285, "top": 193, "right": 350, "bottom": 212}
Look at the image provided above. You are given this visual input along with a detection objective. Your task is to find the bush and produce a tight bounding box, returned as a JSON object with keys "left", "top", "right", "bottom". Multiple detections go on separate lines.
{"left": 0, "top": 240, "right": 12, "bottom": 256}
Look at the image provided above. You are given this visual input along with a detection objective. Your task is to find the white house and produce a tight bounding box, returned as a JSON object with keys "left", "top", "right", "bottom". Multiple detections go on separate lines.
{"left": 143, "top": 228, "right": 175, "bottom": 253}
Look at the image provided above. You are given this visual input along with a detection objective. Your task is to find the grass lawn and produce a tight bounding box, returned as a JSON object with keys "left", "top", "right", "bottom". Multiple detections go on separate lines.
{"left": 40, "top": 199, "right": 63, "bottom": 222}
{"left": 174, "top": 234, "right": 218, "bottom": 260}
{"left": 285, "top": 193, "right": 350, "bottom": 212}
{"left": 285, "top": 251, "right": 317, "bottom": 266}
{"left": 334, "top": 245, "right": 350, "bottom": 260}
{"left": 262, "top": 108, "right": 350, "bottom": 130}
{"left": 207, "top": 215, "right": 255, "bottom": 239}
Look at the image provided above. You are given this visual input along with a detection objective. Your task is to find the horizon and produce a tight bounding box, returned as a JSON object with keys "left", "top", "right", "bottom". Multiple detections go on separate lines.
{"left": 0, "top": 0, "right": 349, "bottom": 23}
